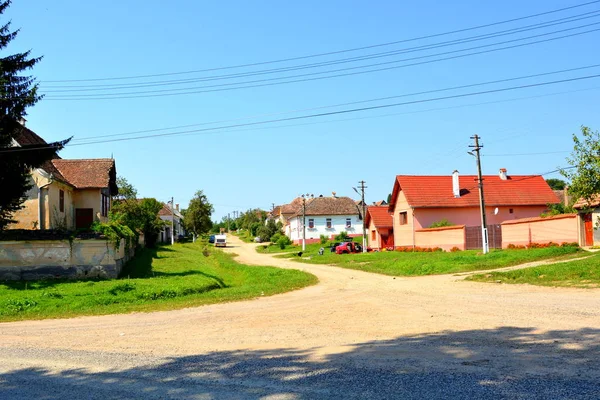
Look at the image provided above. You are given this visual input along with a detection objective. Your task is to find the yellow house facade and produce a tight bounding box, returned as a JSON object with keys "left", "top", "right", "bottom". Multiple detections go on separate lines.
{"left": 10, "top": 128, "right": 118, "bottom": 230}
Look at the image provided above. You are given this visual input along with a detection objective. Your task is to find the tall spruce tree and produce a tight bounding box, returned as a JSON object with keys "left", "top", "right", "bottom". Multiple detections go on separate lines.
{"left": 0, "top": 0, "right": 70, "bottom": 229}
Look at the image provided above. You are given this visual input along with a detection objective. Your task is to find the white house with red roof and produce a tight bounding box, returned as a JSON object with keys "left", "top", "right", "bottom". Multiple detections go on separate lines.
{"left": 158, "top": 202, "right": 184, "bottom": 243}
{"left": 389, "top": 169, "right": 560, "bottom": 249}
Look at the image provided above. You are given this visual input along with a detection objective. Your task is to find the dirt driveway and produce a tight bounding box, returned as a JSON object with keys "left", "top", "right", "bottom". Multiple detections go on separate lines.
{"left": 1, "top": 235, "right": 599, "bottom": 399}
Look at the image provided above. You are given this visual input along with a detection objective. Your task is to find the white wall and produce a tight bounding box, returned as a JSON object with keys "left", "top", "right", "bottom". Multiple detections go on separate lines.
{"left": 287, "top": 214, "right": 361, "bottom": 241}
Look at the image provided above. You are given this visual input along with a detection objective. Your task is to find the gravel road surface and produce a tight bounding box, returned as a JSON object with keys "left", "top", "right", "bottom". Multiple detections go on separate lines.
{"left": 1, "top": 235, "right": 599, "bottom": 399}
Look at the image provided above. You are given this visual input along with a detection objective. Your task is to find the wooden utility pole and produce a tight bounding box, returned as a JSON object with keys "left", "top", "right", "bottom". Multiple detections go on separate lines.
{"left": 170, "top": 196, "right": 175, "bottom": 245}
{"left": 470, "top": 135, "right": 488, "bottom": 254}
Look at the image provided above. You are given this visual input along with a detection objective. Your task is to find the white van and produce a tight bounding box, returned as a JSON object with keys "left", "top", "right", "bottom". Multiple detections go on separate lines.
{"left": 214, "top": 234, "right": 227, "bottom": 247}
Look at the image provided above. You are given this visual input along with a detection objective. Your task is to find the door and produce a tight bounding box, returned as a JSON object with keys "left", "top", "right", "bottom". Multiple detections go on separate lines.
{"left": 75, "top": 208, "right": 94, "bottom": 229}
{"left": 583, "top": 213, "right": 594, "bottom": 246}
{"left": 382, "top": 232, "right": 394, "bottom": 248}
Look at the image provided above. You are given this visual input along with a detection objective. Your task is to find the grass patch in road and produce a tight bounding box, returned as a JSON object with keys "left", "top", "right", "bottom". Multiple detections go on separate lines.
{"left": 281, "top": 245, "right": 582, "bottom": 277}
{"left": 467, "top": 252, "right": 600, "bottom": 288}
{"left": 0, "top": 242, "right": 317, "bottom": 322}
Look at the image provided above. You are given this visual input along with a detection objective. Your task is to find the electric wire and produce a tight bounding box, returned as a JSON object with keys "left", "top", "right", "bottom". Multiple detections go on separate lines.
{"left": 40, "top": 0, "right": 600, "bottom": 83}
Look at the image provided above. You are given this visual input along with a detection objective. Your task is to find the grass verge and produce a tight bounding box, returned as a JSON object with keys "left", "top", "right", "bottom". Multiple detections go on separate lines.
{"left": 466, "top": 252, "right": 600, "bottom": 288}
{"left": 0, "top": 241, "right": 317, "bottom": 322}
{"left": 280, "top": 245, "right": 582, "bottom": 276}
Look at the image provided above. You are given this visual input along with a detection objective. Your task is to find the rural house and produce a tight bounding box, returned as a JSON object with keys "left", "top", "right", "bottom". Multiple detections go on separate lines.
{"left": 365, "top": 206, "right": 394, "bottom": 250}
{"left": 389, "top": 169, "right": 559, "bottom": 249}
{"left": 158, "top": 202, "right": 184, "bottom": 243}
{"left": 9, "top": 127, "right": 118, "bottom": 230}
{"left": 285, "top": 195, "right": 361, "bottom": 244}
{"left": 573, "top": 195, "right": 600, "bottom": 246}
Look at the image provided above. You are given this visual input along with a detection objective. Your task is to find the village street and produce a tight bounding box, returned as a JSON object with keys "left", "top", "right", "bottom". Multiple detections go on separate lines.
{"left": 1, "top": 235, "right": 599, "bottom": 399}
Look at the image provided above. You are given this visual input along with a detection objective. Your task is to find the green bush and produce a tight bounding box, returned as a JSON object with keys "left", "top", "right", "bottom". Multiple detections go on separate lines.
{"left": 335, "top": 231, "right": 350, "bottom": 241}
{"left": 271, "top": 233, "right": 282, "bottom": 243}
{"left": 92, "top": 221, "right": 136, "bottom": 251}
{"left": 320, "top": 234, "right": 328, "bottom": 244}
{"left": 277, "top": 236, "right": 292, "bottom": 249}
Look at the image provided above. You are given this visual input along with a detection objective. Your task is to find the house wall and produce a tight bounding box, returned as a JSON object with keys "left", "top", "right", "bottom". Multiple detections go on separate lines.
{"left": 9, "top": 171, "right": 75, "bottom": 230}
{"left": 0, "top": 239, "right": 133, "bottom": 280}
{"left": 501, "top": 214, "right": 579, "bottom": 248}
{"left": 73, "top": 188, "right": 102, "bottom": 222}
{"left": 414, "top": 225, "right": 466, "bottom": 251}
{"left": 159, "top": 215, "right": 183, "bottom": 243}
{"left": 288, "top": 214, "right": 361, "bottom": 243}
{"left": 392, "top": 191, "right": 415, "bottom": 247}
{"left": 368, "top": 219, "right": 381, "bottom": 249}
{"left": 46, "top": 181, "right": 75, "bottom": 229}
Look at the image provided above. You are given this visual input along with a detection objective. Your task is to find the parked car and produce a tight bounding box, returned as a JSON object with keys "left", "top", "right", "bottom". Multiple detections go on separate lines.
{"left": 335, "top": 242, "right": 362, "bottom": 254}
{"left": 254, "top": 237, "right": 262, "bottom": 243}
{"left": 208, "top": 235, "right": 215, "bottom": 243}
{"left": 330, "top": 242, "right": 341, "bottom": 253}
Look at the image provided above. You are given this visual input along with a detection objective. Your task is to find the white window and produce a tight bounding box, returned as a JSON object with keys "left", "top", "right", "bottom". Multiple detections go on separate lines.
{"left": 326, "top": 218, "right": 332, "bottom": 228}
{"left": 346, "top": 218, "right": 352, "bottom": 228}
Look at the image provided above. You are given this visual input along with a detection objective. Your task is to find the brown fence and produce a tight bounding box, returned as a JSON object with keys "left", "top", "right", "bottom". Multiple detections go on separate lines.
{"left": 465, "top": 224, "right": 502, "bottom": 250}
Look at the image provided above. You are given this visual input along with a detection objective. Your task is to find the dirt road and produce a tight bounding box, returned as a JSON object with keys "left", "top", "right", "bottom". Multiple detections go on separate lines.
{"left": 1, "top": 235, "right": 599, "bottom": 399}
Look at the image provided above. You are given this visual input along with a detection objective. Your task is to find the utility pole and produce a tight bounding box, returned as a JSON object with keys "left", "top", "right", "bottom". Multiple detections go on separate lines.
{"left": 300, "top": 194, "right": 313, "bottom": 251}
{"left": 170, "top": 196, "right": 175, "bottom": 245}
{"left": 470, "top": 135, "right": 488, "bottom": 254}
{"left": 353, "top": 182, "right": 368, "bottom": 253}
{"left": 227, "top": 213, "right": 230, "bottom": 232}
{"left": 358, "top": 181, "right": 367, "bottom": 253}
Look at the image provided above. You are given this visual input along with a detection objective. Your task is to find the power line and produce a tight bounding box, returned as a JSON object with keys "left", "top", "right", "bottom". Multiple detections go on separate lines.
{"left": 43, "top": 23, "right": 600, "bottom": 100}
{"left": 2, "top": 72, "right": 598, "bottom": 153}
{"left": 40, "top": 0, "right": 600, "bottom": 83}
{"left": 484, "top": 150, "right": 570, "bottom": 156}
{"left": 4, "top": 83, "right": 598, "bottom": 155}
{"left": 41, "top": 10, "right": 600, "bottom": 91}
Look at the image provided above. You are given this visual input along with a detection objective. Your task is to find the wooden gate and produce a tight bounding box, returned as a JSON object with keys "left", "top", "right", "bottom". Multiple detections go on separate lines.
{"left": 465, "top": 224, "right": 502, "bottom": 250}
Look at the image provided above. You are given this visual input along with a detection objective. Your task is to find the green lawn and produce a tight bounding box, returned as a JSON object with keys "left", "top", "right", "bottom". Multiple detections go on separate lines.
{"left": 467, "top": 252, "right": 600, "bottom": 288}
{"left": 281, "top": 245, "right": 582, "bottom": 277}
{"left": 256, "top": 237, "right": 364, "bottom": 255}
{"left": 0, "top": 242, "right": 317, "bottom": 322}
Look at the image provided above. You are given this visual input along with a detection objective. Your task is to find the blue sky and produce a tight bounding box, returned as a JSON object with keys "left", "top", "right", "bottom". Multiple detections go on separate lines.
{"left": 6, "top": 0, "right": 600, "bottom": 220}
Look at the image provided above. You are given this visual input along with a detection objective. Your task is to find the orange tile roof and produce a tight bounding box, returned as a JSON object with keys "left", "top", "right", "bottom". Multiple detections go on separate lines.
{"left": 365, "top": 206, "right": 393, "bottom": 228}
{"left": 51, "top": 159, "right": 116, "bottom": 190}
{"left": 390, "top": 175, "right": 559, "bottom": 209}
{"left": 573, "top": 194, "right": 600, "bottom": 209}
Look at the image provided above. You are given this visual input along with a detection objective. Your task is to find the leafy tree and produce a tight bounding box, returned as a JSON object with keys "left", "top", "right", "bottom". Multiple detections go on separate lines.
{"left": 115, "top": 176, "right": 137, "bottom": 200}
{"left": 256, "top": 219, "right": 281, "bottom": 242}
{"left": 546, "top": 178, "right": 567, "bottom": 190}
{"left": 0, "top": 1, "right": 70, "bottom": 229}
{"left": 110, "top": 197, "right": 164, "bottom": 247}
{"left": 560, "top": 126, "right": 600, "bottom": 209}
{"left": 387, "top": 193, "right": 392, "bottom": 203}
{"left": 182, "top": 190, "right": 213, "bottom": 239}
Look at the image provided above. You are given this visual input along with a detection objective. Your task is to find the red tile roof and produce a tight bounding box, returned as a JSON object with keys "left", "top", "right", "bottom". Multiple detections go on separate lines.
{"left": 290, "top": 196, "right": 360, "bottom": 217}
{"left": 51, "top": 159, "right": 117, "bottom": 192}
{"left": 390, "top": 175, "right": 559, "bottom": 209}
{"left": 365, "top": 206, "right": 393, "bottom": 228}
{"left": 573, "top": 194, "right": 600, "bottom": 209}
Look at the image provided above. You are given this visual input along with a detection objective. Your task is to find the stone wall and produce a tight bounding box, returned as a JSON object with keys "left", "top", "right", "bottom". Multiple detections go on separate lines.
{"left": 0, "top": 238, "right": 133, "bottom": 281}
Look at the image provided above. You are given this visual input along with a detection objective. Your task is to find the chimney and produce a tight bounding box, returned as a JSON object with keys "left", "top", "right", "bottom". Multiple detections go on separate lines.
{"left": 452, "top": 170, "right": 460, "bottom": 198}
{"left": 18, "top": 117, "right": 26, "bottom": 126}
{"left": 332, "top": 191, "right": 337, "bottom": 198}
{"left": 499, "top": 168, "right": 508, "bottom": 180}
{"left": 175, "top": 203, "right": 179, "bottom": 211}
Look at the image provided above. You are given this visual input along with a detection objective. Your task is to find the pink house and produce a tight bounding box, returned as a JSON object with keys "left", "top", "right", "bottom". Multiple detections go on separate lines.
{"left": 389, "top": 169, "right": 560, "bottom": 249}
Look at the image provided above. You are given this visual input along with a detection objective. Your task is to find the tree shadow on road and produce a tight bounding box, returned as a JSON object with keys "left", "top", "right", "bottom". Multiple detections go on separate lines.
{"left": 1, "top": 327, "right": 599, "bottom": 399}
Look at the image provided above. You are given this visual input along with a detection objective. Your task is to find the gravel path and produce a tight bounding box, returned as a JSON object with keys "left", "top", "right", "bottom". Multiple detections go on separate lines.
{"left": 1, "top": 236, "right": 599, "bottom": 399}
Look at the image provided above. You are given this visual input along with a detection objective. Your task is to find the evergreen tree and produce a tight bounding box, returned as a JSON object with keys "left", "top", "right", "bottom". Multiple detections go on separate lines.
{"left": 0, "top": 0, "right": 70, "bottom": 229}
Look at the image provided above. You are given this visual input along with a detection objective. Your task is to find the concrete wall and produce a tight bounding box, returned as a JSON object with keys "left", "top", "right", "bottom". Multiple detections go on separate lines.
{"left": 501, "top": 214, "right": 579, "bottom": 248}
{"left": 288, "top": 214, "right": 361, "bottom": 243}
{"left": 72, "top": 188, "right": 104, "bottom": 223}
{"left": 414, "top": 225, "right": 466, "bottom": 251}
{"left": 0, "top": 239, "right": 133, "bottom": 280}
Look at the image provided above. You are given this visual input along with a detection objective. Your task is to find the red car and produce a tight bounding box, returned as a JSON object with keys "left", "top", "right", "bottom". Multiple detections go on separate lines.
{"left": 335, "top": 242, "right": 362, "bottom": 254}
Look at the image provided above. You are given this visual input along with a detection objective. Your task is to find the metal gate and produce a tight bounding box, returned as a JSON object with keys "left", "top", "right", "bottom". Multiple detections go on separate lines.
{"left": 465, "top": 224, "right": 502, "bottom": 250}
